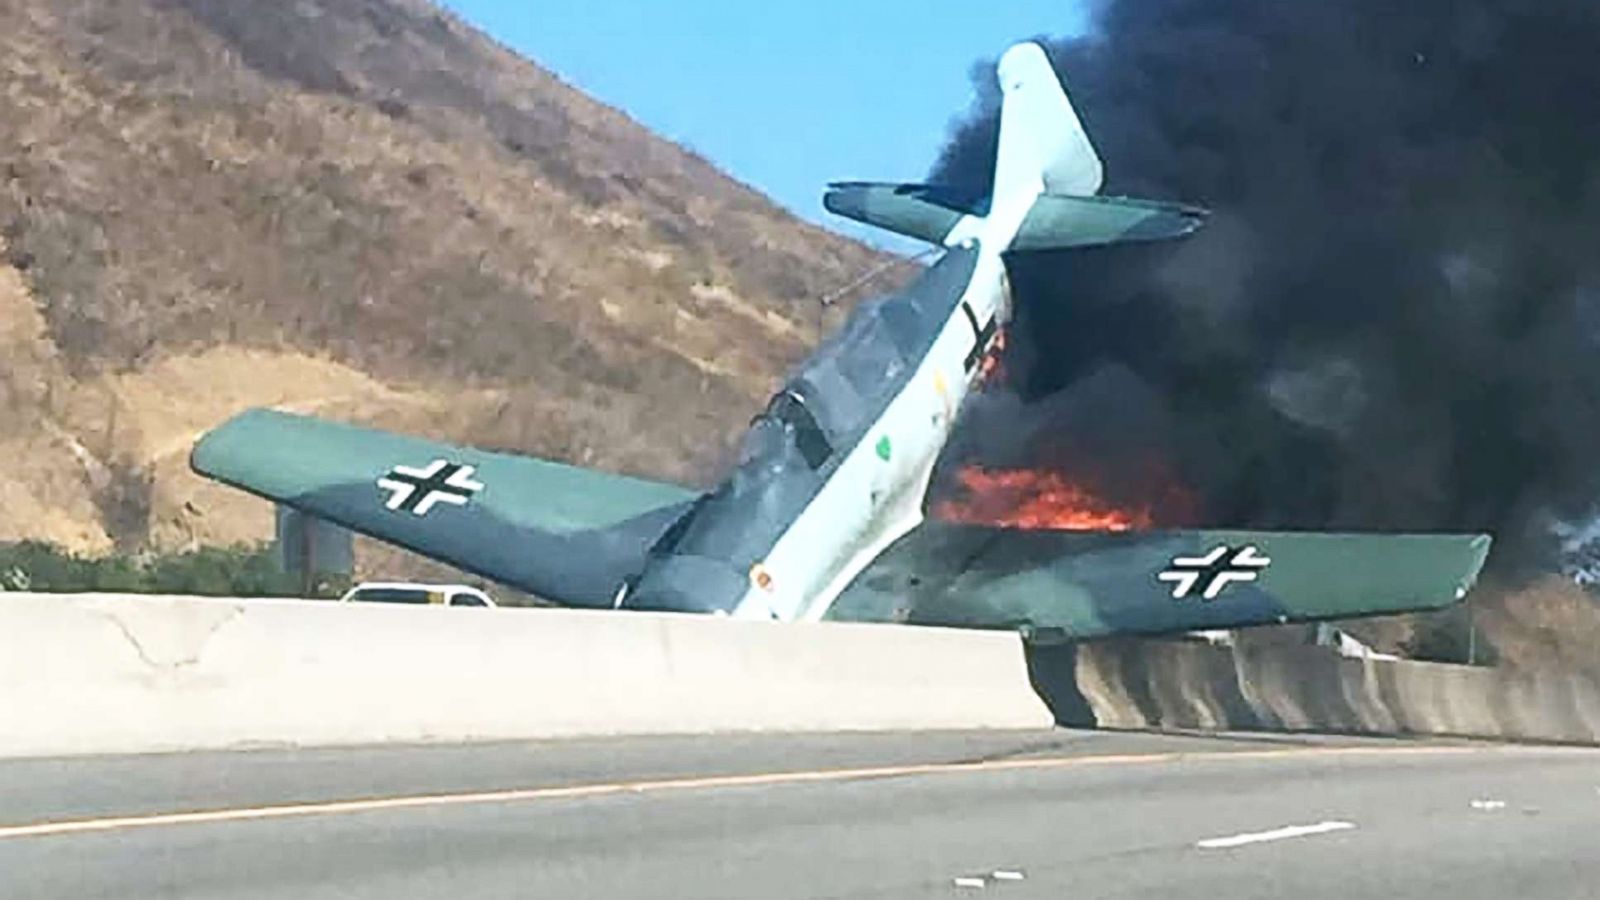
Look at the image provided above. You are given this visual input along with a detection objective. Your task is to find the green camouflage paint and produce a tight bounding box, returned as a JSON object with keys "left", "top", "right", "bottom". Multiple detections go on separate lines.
{"left": 826, "top": 523, "right": 1490, "bottom": 641}
{"left": 822, "top": 183, "right": 1205, "bottom": 250}
{"left": 192, "top": 409, "right": 695, "bottom": 607}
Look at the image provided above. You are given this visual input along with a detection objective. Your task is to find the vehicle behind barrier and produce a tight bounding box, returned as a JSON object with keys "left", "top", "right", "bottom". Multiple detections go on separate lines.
{"left": 337, "top": 582, "right": 496, "bottom": 608}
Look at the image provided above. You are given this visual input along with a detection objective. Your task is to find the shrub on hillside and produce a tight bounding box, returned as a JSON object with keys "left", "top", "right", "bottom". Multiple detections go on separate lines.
{"left": 0, "top": 541, "right": 340, "bottom": 598}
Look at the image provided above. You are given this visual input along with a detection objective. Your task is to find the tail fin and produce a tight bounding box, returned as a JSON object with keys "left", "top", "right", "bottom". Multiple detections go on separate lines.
{"left": 993, "top": 42, "right": 1103, "bottom": 201}
{"left": 823, "top": 42, "right": 1204, "bottom": 249}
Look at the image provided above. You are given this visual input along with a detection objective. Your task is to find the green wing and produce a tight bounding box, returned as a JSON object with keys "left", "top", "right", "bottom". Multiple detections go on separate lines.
{"left": 828, "top": 524, "right": 1492, "bottom": 641}
{"left": 823, "top": 182, "right": 1205, "bottom": 249}
{"left": 191, "top": 409, "right": 698, "bottom": 607}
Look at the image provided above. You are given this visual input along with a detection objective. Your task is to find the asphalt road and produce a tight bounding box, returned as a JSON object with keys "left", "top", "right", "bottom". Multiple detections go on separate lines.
{"left": 1, "top": 729, "right": 1596, "bottom": 899}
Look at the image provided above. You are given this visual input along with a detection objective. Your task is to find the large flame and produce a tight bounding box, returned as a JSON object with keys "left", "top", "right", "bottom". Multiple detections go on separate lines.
{"left": 932, "top": 466, "right": 1168, "bottom": 531}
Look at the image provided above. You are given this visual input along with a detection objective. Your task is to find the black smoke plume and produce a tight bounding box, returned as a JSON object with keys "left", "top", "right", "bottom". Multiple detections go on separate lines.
{"left": 930, "top": 0, "right": 1600, "bottom": 575}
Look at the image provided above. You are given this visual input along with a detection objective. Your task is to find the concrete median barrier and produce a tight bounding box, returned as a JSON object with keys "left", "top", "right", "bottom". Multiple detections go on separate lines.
{"left": 0, "top": 593, "right": 1053, "bottom": 758}
{"left": 1037, "top": 638, "right": 1600, "bottom": 744}
{"left": 5, "top": 593, "right": 1598, "bottom": 757}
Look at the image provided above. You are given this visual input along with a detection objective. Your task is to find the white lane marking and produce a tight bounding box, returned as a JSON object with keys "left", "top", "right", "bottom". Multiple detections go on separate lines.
{"left": 991, "top": 870, "right": 1025, "bottom": 881}
{"left": 0, "top": 746, "right": 1480, "bottom": 842}
{"left": 1196, "top": 820, "right": 1355, "bottom": 849}
{"left": 1470, "top": 799, "right": 1506, "bottom": 811}
{"left": 953, "top": 877, "right": 987, "bottom": 889}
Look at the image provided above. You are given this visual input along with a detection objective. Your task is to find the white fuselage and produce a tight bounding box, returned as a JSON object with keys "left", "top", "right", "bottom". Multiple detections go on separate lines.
{"left": 730, "top": 196, "right": 1036, "bottom": 622}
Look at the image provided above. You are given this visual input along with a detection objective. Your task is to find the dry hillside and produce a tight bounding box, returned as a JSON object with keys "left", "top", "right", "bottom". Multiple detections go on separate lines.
{"left": 0, "top": 0, "right": 890, "bottom": 572}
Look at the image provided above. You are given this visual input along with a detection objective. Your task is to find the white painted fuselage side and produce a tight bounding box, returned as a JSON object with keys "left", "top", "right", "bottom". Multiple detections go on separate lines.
{"left": 730, "top": 187, "right": 1041, "bottom": 623}
{"left": 726, "top": 42, "right": 1089, "bottom": 621}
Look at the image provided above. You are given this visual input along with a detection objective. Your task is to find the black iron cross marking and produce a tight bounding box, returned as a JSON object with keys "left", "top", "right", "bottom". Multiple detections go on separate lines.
{"left": 377, "top": 459, "right": 484, "bottom": 516}
{"left": 961, "top": 300, "right": 998, "bottom": 374}
{"left": 1157, "top": 545, "right": 1272, "bottom": 601}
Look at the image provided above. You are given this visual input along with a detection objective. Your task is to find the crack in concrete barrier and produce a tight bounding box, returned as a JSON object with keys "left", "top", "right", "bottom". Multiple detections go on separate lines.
{"left": 93, "top": 602, "right": 246, "bottom": 671}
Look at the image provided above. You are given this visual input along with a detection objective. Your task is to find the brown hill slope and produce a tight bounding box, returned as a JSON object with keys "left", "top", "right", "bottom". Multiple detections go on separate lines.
{"left": 0, "top": 0, "right": 889, "bottom": 565}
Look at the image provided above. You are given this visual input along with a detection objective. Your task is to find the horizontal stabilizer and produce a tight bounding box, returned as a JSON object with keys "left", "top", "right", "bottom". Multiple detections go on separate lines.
{"left": 827, "top": 525, "right": 1490, "bottom": 641}
{"left": 192, "top": 409, "right": 697, "bottom": 606}
{"left": 1011, "top": 193, "right": 1207, "bottom": 251}
{"left": 824, "top": 182, "right": 1205, "bottom": 250}
{"left": 823, "top": 182, "right": 985, "bottom": 246}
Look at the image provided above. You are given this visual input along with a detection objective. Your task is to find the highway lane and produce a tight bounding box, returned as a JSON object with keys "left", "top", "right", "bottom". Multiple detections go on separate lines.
{"left": 1, "top": 730, "right": 1596, "bottom": 899}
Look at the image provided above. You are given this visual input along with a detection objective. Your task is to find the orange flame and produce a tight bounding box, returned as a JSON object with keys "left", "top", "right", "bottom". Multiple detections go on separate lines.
{"left": 978, "top": 328, "right": 1008, "bottom": 384}
{"left": 932, "top": 466, "right": 1160, "bottom": 532}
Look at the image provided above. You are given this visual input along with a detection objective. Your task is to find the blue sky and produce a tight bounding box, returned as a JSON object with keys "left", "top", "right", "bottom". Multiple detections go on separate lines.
{"left": 441, "top": 1, "right": 1086, "bottom": 243}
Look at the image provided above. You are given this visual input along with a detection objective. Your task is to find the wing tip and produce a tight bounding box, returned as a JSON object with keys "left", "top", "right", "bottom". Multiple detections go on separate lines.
{"left": 190, "top": 406, "right": 281, "bottom": 478}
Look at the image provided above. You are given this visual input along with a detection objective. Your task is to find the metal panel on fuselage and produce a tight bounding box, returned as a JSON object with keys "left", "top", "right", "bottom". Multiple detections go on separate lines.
{"left": 732, "top": 247, "right": 1012, "bottom": 621}
{"left": 620, "top": 248, "right": 983, "bottom": 616}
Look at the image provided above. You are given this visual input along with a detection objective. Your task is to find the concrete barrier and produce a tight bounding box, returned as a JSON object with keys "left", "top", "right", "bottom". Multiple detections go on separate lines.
{"left": 1033, "top": 638, "right": 1600, "bottom": 744}
{"left": 0, "top": 593, "right": 1054, "bottom": 758}
{"left": 5, "top": 593, "right": 1598, "bottom": 757}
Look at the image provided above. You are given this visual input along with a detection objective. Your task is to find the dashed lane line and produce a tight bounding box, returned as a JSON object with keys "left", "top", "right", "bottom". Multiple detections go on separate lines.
{"left": 1196, "top": 820, "right": 1356, "bottom": 849}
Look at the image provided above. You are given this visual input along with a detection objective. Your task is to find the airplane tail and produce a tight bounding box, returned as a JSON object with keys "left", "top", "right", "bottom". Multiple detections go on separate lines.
{"left": 992, "top": 41, "right": 1102, "bottom": 201}
{"left": 824, "top": 42, "right": 1206, "bottom": 251}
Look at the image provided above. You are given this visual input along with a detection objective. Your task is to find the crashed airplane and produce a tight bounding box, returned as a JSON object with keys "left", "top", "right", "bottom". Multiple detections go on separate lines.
{"left": 192, "top": 43, "right": 1490, "bottom": 640}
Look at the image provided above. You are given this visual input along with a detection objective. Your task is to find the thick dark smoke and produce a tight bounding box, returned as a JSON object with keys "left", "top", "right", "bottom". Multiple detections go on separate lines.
{"left": 932, "top": 0, "right": 1600, "bottom": 574}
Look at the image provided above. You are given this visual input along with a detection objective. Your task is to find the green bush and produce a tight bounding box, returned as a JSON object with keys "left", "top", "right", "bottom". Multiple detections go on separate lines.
{"left": 0, "top": 541, "right": 344, "bottom": 598}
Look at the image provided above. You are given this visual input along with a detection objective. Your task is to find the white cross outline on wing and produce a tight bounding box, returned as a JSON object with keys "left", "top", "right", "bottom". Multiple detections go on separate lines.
{"left": 376, "top": 459, "right": 486, "bottom": 516}
{"left": 1157, "top": 545, "right": 1273, "bottom": 600}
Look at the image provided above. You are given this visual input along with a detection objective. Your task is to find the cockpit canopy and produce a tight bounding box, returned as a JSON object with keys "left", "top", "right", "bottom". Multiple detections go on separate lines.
{"left": 767, "top": 391, "right": 833, "bottom": 469}
{"left": 642, "top": 246, "right": 980, "bottom": 573}
{"left": 743, "top": 246, "right": 979, "bottom": 477}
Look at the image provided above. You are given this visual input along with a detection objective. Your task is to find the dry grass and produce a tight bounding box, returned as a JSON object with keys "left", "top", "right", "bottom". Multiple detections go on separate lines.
{"left": 0, "top": 246, "right": 113, "bottom": 550}
{"left": 1474, "top": 577, "right": 1600, "bottom": 676}
{"left": 0, "top": 0, "right": 895, "bottom": 575}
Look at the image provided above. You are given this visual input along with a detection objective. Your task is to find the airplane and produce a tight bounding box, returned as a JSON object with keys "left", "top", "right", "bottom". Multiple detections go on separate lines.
{"left": 192, "top": 42, "right": 1490, "bottom": 641}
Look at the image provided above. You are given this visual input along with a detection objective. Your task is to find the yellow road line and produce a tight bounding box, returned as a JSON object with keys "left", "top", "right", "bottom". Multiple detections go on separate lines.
{"left": 0, "top": 744, "right": 1492, "bottom": 840}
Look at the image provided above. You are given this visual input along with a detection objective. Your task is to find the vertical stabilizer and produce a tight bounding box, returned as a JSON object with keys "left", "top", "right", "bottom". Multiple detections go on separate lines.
{"left": 993, "top": 42, "right": 1103, "bottom": 201}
